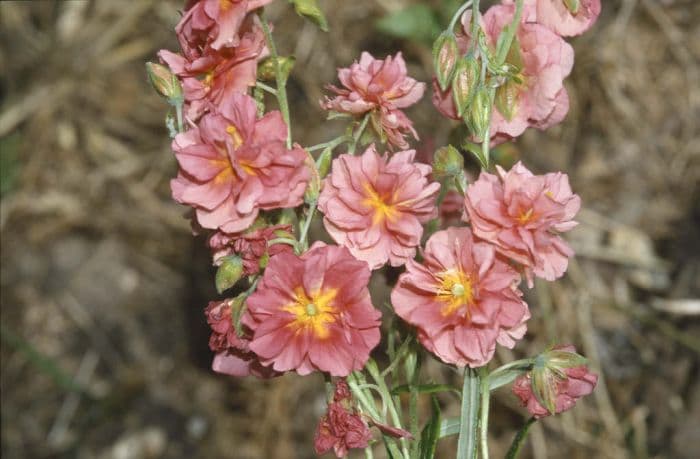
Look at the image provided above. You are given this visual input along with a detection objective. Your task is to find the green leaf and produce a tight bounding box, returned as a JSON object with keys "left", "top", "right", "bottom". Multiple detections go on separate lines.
{"left": 391, "top": 383, "right": 460, "bottom": 397}
{"left": 288, "top": 0, "right": 328, "bottom": 31}
{"left": 376, "top": 4, "right": 441, "bottom": 44}
{"left": 419, "top": 396, "right": 442, "bottom": 459}
{"left": 488, "top": 367, "right": 529, "bottom": 391}
{"left": 456, "top": 368, "right": 480, "bottom": 459}
{"left": 439, "top": 417, "right": 460, "bottom": 438}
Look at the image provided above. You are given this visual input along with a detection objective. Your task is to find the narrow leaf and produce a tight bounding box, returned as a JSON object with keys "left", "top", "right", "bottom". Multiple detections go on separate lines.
{"left": 419, "top": 396, "right": 442, "bottom": 459}
{"left": 391, "top": 383, "right": 459, "bottom": 396}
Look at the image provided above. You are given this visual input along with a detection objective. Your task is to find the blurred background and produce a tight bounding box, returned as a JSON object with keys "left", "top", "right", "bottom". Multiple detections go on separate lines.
{"left": 1, "top": 0, "right": 699, "bottom": 458}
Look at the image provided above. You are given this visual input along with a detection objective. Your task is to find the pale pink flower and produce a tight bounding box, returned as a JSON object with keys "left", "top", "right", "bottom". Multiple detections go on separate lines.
{"left": 159, "top": 14, "right": 267, "bottom": 120}
{"left": 503, "top": 0, "right": 601, "bottom": 37}
{"left": 318, "top": 145, "right": 440, "bottom": 270}
{"left": 243, "top": 243, "right": 381, "bottom": 376}
{"left": 208, "top": 224, "right": 294, "bottom": 275}
{"left": 463, "top": 162, "right": 580, "bottom": 286}
{"left": 433, "top": 6, "right": 574, "bottom": 144}
{"left": 512, "top": 345, "right": 598, "bottom": 418}
{"left": 391, "top": 227, "right": 530, "bottom": 368}
{"left": 321, "top": 52, "right": 426, "bottom": 149}
{"left": 171, "top": 93, "right": 309, "bottom": 233}
{"left": 205, "top": 300, "right": 278, "bottom": 378}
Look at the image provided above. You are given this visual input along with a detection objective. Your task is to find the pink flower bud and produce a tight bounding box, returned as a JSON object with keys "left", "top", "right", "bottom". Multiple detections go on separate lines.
{"left": 433, "top": 32, "right": 459, "bottom": 91}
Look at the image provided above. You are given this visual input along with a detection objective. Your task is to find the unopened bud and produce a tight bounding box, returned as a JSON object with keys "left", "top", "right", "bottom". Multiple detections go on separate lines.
{"left": 432, "top": 145, "right": 464, "bottom": 181}
{"left": 465, "top": 87, "right": 491, "bottom": 142}
{"left": 215, "top": 255, "right": 244, "bottom": 294}
{"left": 563, "top": 0, "right": 580, "bottom": 14}
{"left": 433, "top": 32, "right": 459, "bottom": 91}
{"left": 304, "top": 151, "right": 321, "bottom": 205}
{"left": 452, "top": 56, "right": 480, "bottom": 117}
{"left": 146, "top": 62, "right": 182, "bottom": 103}
{"left": 315, "top": 146, "right": 333, "bottom": 179}
{"left": 257, "top": 56, "right": 296, "bottom": 83}
{"left": 495, "top": 80, "right": 519, "bottom": 121}
{"left": 530, "top": 346, "right": 588, "bottom": 415}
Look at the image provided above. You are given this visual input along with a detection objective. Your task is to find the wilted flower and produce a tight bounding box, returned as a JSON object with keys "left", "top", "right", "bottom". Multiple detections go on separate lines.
{"left": 159, "top": 14, "right": 267, "bottom": 119}
{"left": 321, "top": 52, "right": 426, "bottom": 149}
{"left": 318, "top": 146, "right": 440, "bottom": 270}
{"left": 463, "top": 162, "right": 580, "bottom": 286}
{"left": 243, "top": 243, "right": 381, "bottom": 376}
{"left": 432, "top": 6, "right": 574, "bottom": 144}
{"left": 314, "top": 402, "right": 371, "bottom": 457}
{"left": 391, "top": 227, "right": 530, "bottom": 368}
{"left": 205, "top": 299, "right": 278, "bottom": 378}
{"left": 512, "top": 345, "right": 598, "bottom": 418}
{"left": 503, "top": 0, "right": 601, "bottom": 37}
{"left": 170, "top": 93, "right": 309, "bottom": 233}
{"left": 208, "top": 224, "right": 294, "bottom": 275}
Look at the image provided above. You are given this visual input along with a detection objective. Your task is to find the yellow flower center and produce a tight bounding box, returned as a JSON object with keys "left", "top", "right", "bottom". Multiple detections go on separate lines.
{"left": 517, "top": 207, "right": 535, "bottom": 224}
{"left": 362, "top": 182, "right": 398, "bottom": 225}
{"left": 436, "top": 269, "right": 474, "bottom": 317}
{"left": 283, "top": 287, "right": 337, "bottom": 339}
{"left": 226, "top": 125, "right": 244, "bottom": 149}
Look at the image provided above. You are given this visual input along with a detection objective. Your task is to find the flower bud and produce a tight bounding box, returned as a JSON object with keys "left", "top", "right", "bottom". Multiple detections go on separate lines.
{"left": 432, "top": 145, "right": 464, "bottom": 181}
{"left": 495, "top": 79, "right": 519, "bottom": 121}
{"left": 304, "top": 151, "right": 321, "bottom": 205}
{"left": 563, "top": 0, "right": 581, "bottom": 14}
{"left": 465, "top": 86, "right": 491, "bottom": 142}
{"left": 257, "top": 56, "right": 296, "bottom": 83}
{"left": 433, "top": 32, "right": 459, "bottom": 91}
{"left": 145, "top": 62, "right": 182, "bottom": 103}
{"left": 528, "top": 346, "right": 591, "bottom": 416}
{"left": 452, "top": 56, "right": 480, "bottom": 117}
{"left": 315, "top": 146, "right": 333, "bottom": 179}
{"left": 215, "top": 255, "right": 244, "bottom": 294}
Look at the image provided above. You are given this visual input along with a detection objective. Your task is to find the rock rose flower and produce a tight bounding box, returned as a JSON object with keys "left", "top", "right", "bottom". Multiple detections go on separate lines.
{"left": 314, "top": 380, "right": 372, "bottom": 458}
{"left": 205, "top": 299, "right": 277, "bottom": 378}
{"left": 432, "top": 6, "right": 574, "bottom": 144}
{"left": 321, "top": 52, "right": 426, "bottom": 149}
{"left": 318, "top": 146, "right": 440, "bottom": 270}
{"left": 243, "top": 243, "right": 381, "bottom": 376}
{"left": 171, "top": 93, "right": 309, "bottom": 233}
{"left": 512, "top": 345, "right": 598, "bottom": 418}
{"left": 159, "top": 14, "right": 267, "bottom": 120}
{"left": 391, "top": 227, "right": 530, "bottom": 368}
{"left": 208, "top": 224, "right": 294, "bottom": 275}
{"left": 463, "top": 162, "right": 580, "bottom": 286}
{"left": 503, "top": 0, "right": 601, "bottom": 37}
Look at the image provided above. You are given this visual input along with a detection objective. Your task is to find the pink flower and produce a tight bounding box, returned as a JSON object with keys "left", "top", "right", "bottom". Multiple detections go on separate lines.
{"left": 205, "top": 300, "right": 278, "bottom": 378}
{"left": 171, "top": 93, "right": 310, "bottom": 233}
{"left": 321, "top": 52, "right": 426, "bottom": 149}
{"left": 159, "top": 14, "right": 267, "bottom": 120}
{"left": 391, "top": 227, "right": 530, "bottom": 368}
{"left": 314, "top": 403, "right": 371, "bottom": 458}
{"left": 318, "top": 145, "right": 440, "bottom": 270}
{"left": 243, "top": 243, "right": 382, "bottom": 376}
{"left": 463, "top": 161, "right": 580, "bottom": 286}
{"left": 512, "top": 345, "right": 598, "bottom": 418}
{"left": 503, "top": 0, "right": 601, "bottom": 37}
{"left": 208, "top": 224, "right": 294, "bottom": 275}
{"left": 433, "top": 6, "right": 574, "bottom": 144}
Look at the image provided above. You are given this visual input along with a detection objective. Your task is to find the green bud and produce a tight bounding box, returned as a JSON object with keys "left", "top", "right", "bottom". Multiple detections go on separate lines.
{"left": 215, "top": 256, "right": 244, "bottom": 294}
{"left": 433, "top": 32, "right": 459, "bottom": 91}
{"left": 495, "top": 79, "right": 519, "bottom": 121}
{"left": 465, "top": 87, "right": 491, "bottom": 142}
{"left": 563, "top": 0, "right": 580, "bottom": 14}
{"left": 257, "top": 56, "right": 296, "bottom": 83}
{"left": 543, "top": 349, "right": 588, "bottom": 369}
{"left": 452, "top": 56, "right": 480, "bottom": 117}
{"left": 304, "top": 152, "right": 321, "bottom": 205}
{"left": 146, "top": 62, "right": 182, "bottom": 104}
{"left": 531, "top": 366, "right": 559, "bottom": 415}
{"left": 315, "top": 146, "right": 333, "bottom": 179}
{"left": 432, "top": 145, "right": 464, "bottom": 181}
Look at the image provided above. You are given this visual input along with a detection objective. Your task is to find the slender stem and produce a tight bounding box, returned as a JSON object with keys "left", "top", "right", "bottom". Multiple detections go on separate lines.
{"left": 364, "top": 445, "right": 374, "bottom": 459}
{"left": 306, "top": 134, "right": 350, "bottom": 153}
{"left": 478, "top": 367, "right": 491, "bottom": 459}
{"left": 448, "top": 0, "right": 474, "bottom": 33}
{"left": 255, "top": 81, "right": 278, "bottom": 96}
{"left": 366, "top": 360, "right": 410, "bottom": 459}
{"left": 175, "top": 102, "right": 184, "bottom": 133}
{"left": 408, "top": 353, "right": 421, "bottom": 458}
{"left": 457, "top": 368, "right": 480, "bottom": 459}
{"left": 380, "top": 334, "right": 413, "bottom": 378}
{"left": 495, "top": 0, "right": 524, "bottom": 65}
{"left": 505, "top": 417, "right": 537, "bottom": 459}
{"left": 297, "top": 204, "right": 316, "bottom": 252}
{"left": 348, "top": 372, "right": 383, "bottom": 420}
{"left": 348, "top": 114, "right": 370, "bottom": 155}
{"left": 260, "top": 17, "right": 292, "bottom": 149}
{"left": 469, "top": 0, "right": 481, "bottom": 50}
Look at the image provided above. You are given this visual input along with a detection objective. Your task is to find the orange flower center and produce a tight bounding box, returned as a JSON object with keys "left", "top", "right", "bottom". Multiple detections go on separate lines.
{"left": 362, "top": 182, "right": 398, "bottom": 225}
{"left": 226, "top": 125, "right": 244, "bottom": 148}
{"left": 283, "top": 287, "right": 337, "bottom": 339}
{"left": 436, "top": 269, "right": 474, "bottom": 317}
{"left": 517, "top": 208, "right": 535, "bottom": 224}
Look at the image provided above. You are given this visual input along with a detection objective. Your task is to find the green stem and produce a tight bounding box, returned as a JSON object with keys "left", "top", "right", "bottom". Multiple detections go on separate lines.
{"left": 297, "top": 203, "right": 316, "bottom": 252}
{"left": 457, "top": 368, "right": 480, "bottom": 459}
{"left": 478, "top": 367, "right": 491, "bottom": 459}
{"left": 505, "top": 417, "right": 536, "bottom": 459}
{"left": 469, "top": 0, "right": 481, "bottom": 52}
{"left": 366, "top": 360, "right": 410, "bottom": 459}
{"left": 175, "top": 102, "right": 184, "bottom": 133}
{"left": 255, "top": 81, "right": 278, "bottom": 96}
{"left": 306, "top": 134, "right": 351, "bottom": 153}
{"left": 408, "top": 354, "right": 421, "bottom": 458}
{"left": 495, "top": 0, "right": 524, "bottom": 65}
{"left": 448, "top": 0, "right": 474, "bottom": 33}
{"left": 260, "top": 17, "right": 292, "bottom": 149}
{"left": 348, "top": 114, "right": 370, "bottom": 155}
